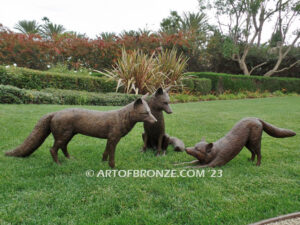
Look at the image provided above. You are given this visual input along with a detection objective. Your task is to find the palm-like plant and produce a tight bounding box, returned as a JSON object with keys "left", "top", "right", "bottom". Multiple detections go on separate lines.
{"left": 137, "top": 28, "right": 152, "bottom": 36}
{"left": 66, "top": 31, "right": 87, "bottom": 39}
{"left": 119, "top": 30, "right": 139, "bottom": 38}
{"left": 99, "top": 32, "right": 117, "bottom": 41}
{"left": 41, "top": 22, "right": 66, "bottom": 38}
{"left": 14, "top": 20, "right": 41, "bottom": 35}
{"left": 181, "top": 12, "right": 208, "bottom": 34}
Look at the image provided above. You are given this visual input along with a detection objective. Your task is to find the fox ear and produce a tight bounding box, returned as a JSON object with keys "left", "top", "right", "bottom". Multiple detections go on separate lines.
{"left": 141, "top": 93, "right": 149, "bottom": 99}
{"left": 134, "top": 98, "right": 143, "bottom": 108}
{"left": 201, "top": 137, "right": 205, "bottom": 142}
{"left": 206, "top": 143, "right": 213, "bottom": 153}
{"left": 155, "top": 87, "right": 163, "bottom": 96}
{"left": 165, "top": 86, "right": 172, "bottom": 92}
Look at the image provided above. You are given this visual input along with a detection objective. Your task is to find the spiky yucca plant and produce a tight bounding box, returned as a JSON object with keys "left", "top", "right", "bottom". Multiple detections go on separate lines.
{"left": 103, "top": 48, "right": 188, "bottom": 94}
{"left": 103, "top": 49, "right": 160, "bottom": 94}
{"left": 156, "top": 48, "right": 188, "bottom": 87}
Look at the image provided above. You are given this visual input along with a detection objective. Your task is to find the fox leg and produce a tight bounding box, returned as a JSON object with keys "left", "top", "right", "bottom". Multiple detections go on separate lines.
{"left": 102, "top": 136, "right": 117, "bottom": 162}
{"left": 61, "top": 146, "right": 70, "bottom": 158}
{"left": 186, "top": 164, "right": 209, "bottom": 169}
{"left": 102, "top": 143, "right": 110, "bottom": 161}
{"left": 50, "top": 141, "right": 61, "bottom": 164}
{"left": 246, "top": 143, "right": 256, "bottom": 161}
{"left": 174, "top": 160, "right": 200, "bottom": 166}
{"left": 62, "top": 144, "right": 75, "bottom": 159}
{"left": 61, "top": 134, "right": 74, "bottom": 159}
{"left": 107, "top": 138, "right": 120, "bottom": 168}
{"left": 50, "top": 127, "right": 74, "bottom": 163}
{"left": 141, "top": 132, "right": 148, "bottom": 152}
{"left": 186, "top": 159, "right": 220, "bottom": 168}
{"left": 156, "top": 135, "right": 164, "bottom": 156}
{"left": 248, "top": 129, "right": 263, "bottom": 166}
{"left": 255, "top": 145, "right": 262, "bottom": 166}
{"left": 161, "top": 134, "right": 169, "bottom": 155}
{"left": 247, "top": 141, "right": 262, "bottom": 166}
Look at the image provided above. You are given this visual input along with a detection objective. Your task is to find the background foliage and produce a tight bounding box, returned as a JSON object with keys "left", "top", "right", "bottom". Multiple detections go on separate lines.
{"left": 1, "top": 20, "right": 299, "bottom": 78}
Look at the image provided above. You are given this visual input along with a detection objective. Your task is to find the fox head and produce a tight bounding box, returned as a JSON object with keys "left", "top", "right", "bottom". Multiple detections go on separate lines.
{"left": 151, "top": 87, "right": 172, "bottom": 114}
{"left": 132, "top": 95, "right": 157, "bottom": 124}
{"left": 185, "top": 137, "right": 214, "bottom": 164}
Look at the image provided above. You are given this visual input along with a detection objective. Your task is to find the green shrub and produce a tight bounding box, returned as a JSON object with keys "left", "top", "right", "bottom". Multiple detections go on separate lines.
{"left": 0, "top": 85, "right": 140, "bottom": 106}
{"left": 48, "top": 63, "right": 91, "bottom": 76}
{"left": 187, "top": 72, "right": 300, "bottom": 94}
{"left": 182, "top": 78, "right": 212, "bottom": 94}
{"left": 0, "top": 85, "right": 60, "bottom": 104}
{"left": 0, "top": 66, "right": 117, "bottom": 93}
{"left": 170, "top": 93, "right": 199, "bottom": 103}
{"left": 43, "top": 88, "right": 140, "bottom": 106}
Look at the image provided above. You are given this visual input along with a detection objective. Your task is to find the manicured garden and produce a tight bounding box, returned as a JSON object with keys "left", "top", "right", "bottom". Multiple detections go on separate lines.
{"left": 1, "top": 1, "right": 300, "bottom": 224}
{"left": 1, "top": 96, "right": 299, "bottom": 224}
{"left": 1, "top": 66, "right": 299, "bottom": 106}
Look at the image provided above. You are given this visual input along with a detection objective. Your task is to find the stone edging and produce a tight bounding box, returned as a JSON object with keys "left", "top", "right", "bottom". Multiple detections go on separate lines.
{"left": 249, "top": 212, "right": 300, "bottom": 225}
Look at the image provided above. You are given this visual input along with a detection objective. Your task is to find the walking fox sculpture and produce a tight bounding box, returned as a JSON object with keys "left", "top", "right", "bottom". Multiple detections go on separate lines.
{"left": 177, "top": 118, "right": 296, "bottom": 168}
{"left": 142, "top": 87, "right": 185, "bottom": 155}
{"left": 5, "top": 96, "right": 157, "bottom": 168}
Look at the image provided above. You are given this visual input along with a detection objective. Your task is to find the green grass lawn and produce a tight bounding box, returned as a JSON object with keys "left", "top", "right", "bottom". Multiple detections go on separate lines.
{"left": 0, "top": 96, "right": 299, "bottom": 225}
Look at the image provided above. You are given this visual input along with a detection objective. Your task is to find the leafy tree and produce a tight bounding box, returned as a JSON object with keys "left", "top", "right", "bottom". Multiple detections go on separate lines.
{"left": 41, "top": 17, "right": 66, "bottom": 39}
{"left": 181, "top": 12, "right": 208, "bottom": 34}
{"left": 160, "top": 11, "right": 181, "bottom": 34}
{"left": 14, "top": 20, "right": 41, "bottom": 35}
{"left": 119, "top": 30, "right": 139, "bottom": 38}
{"left": 137, "top": 28, "right": 152, "bottom": 36}
{"left": 98, "top": 32, "right": 117, "bottom": 41}
{"left": 65, "top": 31, "right": 87, "bottom": 39}
{"left": 202, "top": 0, "right": 300, "bottom": 76}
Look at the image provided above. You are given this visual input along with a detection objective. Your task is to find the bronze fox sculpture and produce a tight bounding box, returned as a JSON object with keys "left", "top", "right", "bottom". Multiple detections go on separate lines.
{"left": 5, "top": 96, "right": 157, "bottom": 168}
{"left": 142, "top": 87, "right": 185, "bottom": 155}
{"left": 177, "top": 118, "right": 296, "bottom": 168}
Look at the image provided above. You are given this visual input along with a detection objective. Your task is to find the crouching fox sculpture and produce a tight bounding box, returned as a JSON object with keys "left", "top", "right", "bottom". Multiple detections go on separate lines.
{"left": 177, "top": 118, "right": 296, "bottom": 168}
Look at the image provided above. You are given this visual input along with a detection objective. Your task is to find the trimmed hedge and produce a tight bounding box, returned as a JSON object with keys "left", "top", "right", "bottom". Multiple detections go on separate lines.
{"left": 0, "top": 66, "right": 117, "bottom": 93}
{"left": 187, "top": 72, "right": 300, "bottom": 94}
{"left": 182, "top": 78, "right": 212, "bottom": 95}
{"left": 43, "top": 88, "right": 140, "bottom": 106}
{"left": 0, "top": 85, "right": 60, "bottom": 104}
{"left": 0, "top": 85, "right": 140, "bottom": 106}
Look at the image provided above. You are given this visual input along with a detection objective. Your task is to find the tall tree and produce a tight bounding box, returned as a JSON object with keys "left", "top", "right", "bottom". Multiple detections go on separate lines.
{"left": 203, "top": 0, "right": 300, "bottom": 76}
{"left": 41, "top": 17, "right": 66, "bottom": 39}
{"left": 160, "top": 11, "right": 182, "bottom": 34}
{"left": 14, "top": 20, "right": 41, "bottom": 35}
{"left": 181, "top": 12, "right": 208, "bottom": 34}
{"left": 98, "top": 32, "right": 117, "bottom": 41}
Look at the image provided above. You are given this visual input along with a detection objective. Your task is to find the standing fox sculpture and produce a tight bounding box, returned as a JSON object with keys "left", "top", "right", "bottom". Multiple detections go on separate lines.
{"left": 5, "top": 96, "right": 157, "bottom": 168}
{"left": 178, "top": 118, "right": 296, "bottom": 168}
{"left": 142, "top": 87, "right": 185, "bottom": 155}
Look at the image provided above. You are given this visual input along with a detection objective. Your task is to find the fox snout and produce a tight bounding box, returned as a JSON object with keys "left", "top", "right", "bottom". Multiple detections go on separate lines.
{"left": 166, "top": 109, "right": 173, "bottom": 114}
{"left": 165, "top": 106, "right": 173, "bottom": 114}
{"left": 185, "top": 147, "right": 193, "bottom": 153}
{"left": 146, "top": 114, "right": 157, "bottom": 124}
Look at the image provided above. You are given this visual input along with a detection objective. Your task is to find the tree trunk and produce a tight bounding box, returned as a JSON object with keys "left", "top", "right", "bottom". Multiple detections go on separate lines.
{"left": 238, "top": 59, "right": 250, "bottom": 76}
{"left": 264, "top": 55, "right": 282, "bottom": 77}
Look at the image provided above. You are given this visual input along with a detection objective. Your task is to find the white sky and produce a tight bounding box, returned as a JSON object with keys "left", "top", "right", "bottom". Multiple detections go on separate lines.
{"left": 0, "top": 0, "right": 199, "bottom": 37}
{"left": 1, "top": 0, "right": 298, "bottom": 43}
